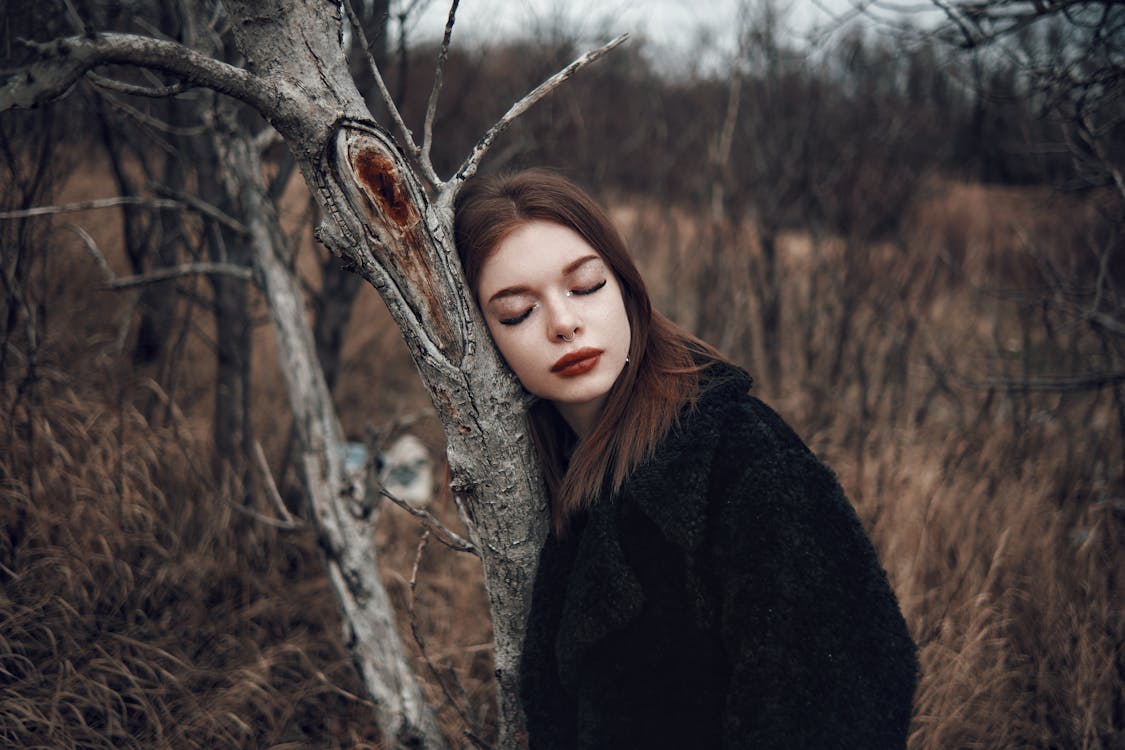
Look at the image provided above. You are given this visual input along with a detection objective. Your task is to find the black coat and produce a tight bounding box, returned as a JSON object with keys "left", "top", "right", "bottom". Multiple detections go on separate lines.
{"left": 520, "top": 367, "right": 918, "bottom": 749}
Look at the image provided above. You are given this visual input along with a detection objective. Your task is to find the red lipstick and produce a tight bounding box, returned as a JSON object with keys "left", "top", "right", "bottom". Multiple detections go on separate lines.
{"left": 551, "top": 347, "right": 603, "bottom": 377}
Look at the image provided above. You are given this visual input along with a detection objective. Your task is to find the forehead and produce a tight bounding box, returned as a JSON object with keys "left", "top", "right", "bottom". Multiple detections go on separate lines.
{"left": 478, "top": 220, "right": 602, "bottom": 292}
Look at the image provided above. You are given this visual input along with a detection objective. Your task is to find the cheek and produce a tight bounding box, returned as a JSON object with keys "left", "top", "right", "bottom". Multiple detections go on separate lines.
{"left": 485, "top": 321, "right": 537, "bottom": 376}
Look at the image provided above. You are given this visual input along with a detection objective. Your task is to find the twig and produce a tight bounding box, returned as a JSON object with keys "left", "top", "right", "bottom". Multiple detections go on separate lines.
{"left": 150, "top": 182, "right": 249, "bottom": 235}
{"left": 1080, "top": 111, "right": 1125, "bottom": 204}
{"left": 253, "top": 440, "right": 302, "bottom": 528}
{"left": 59, "top": 222, "right": 115, "bottom": 282}
{"left": 88, "top": 73, "right": 190, "bottom": 98}
{"left": 221, "top": 493, "right": 305, "bottom": 529}
{"left": 96, "top": 89, "right": 208, "bottom": 135}
{"left": 451, "top": 33, "right": 628, "bottom": 190}
{"left": 61, "top": 0, "right": 88, "bottom": 34}
{"left": 252, "top": 127, "right": 282, "bottom": 154}
{"left": 105, "top": 262, "right": 253, "bottom": 290}
{"left": 420, "top": 0, "right": 460, "bottom": 185}
{"left": 341, "top": 0, "right": 435, "bottom": 182}
{"left": 407, "top": 532, "right": 494, "bottom": 750}
{"left": 0, "top": 196, "right": 181, "bottom": 219}
{"left": 381, "top": 487, "right": 478, "bottom": 556}
{"left": 990, "top": 371, "right": 1125, "bottom": 392}
{"left": 61, "top": 221, "right": 146, "bottom": 355}
{"left": 367, "top": 408, "right": 436, "bottom": 446}
{"left": 959, "top": 369, "right": 1125, "bottom": 393}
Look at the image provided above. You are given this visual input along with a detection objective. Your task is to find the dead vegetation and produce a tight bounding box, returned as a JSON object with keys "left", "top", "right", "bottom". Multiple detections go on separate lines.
{"left": 2, "top": 1, "right": 1123, "bottom": 745}
{"left": 3, "top": 163, "right": 1122, "bottom": 748}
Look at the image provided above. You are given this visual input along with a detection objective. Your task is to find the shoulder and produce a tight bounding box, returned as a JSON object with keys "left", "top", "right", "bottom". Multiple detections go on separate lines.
{"left": 653, "top": 367, "right": 878, "bottom": 579}
{"left": 680, "top": 367, "right": 837, "bottom": 506}
{"left": 622, "top": 363, "right": 842, "bottom": 549}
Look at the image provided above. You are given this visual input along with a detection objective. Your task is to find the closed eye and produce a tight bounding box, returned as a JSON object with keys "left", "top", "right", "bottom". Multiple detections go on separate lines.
{"left": 499, "top": 304, "right": 536, "bottom": 326}
{"left": 572, "top": 280, "right": 607, "bottom": 296}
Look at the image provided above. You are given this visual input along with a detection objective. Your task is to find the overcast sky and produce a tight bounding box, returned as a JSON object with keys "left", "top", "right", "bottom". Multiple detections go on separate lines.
{"left": 407, "top": 0, "right": 940, "bottom": 66}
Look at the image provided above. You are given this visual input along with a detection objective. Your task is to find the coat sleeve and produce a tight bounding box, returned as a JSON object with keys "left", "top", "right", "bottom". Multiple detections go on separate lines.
{"left": 712, "top": 399, "right": 917, "bottom": 750}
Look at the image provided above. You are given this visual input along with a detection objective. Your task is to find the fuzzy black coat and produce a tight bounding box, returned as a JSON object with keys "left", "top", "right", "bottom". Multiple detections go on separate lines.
{"left": 519, "top": 367, "right": 918, "bottom": 749}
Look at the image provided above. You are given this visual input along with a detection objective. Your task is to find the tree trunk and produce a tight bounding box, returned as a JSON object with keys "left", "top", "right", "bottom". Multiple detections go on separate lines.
{"left": 219, "top": 5, "right": 552, "bottom": 744}
{"left": 0, "top": 1, "right": 616, "bottom": 745}
{"left": 227, "top": 126, "right": 448, "bottom": 748}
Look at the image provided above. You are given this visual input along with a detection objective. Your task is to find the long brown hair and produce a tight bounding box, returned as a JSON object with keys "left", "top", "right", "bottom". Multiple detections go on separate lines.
{"left": 454, "top": 169, "right": 726, "bottom": 533}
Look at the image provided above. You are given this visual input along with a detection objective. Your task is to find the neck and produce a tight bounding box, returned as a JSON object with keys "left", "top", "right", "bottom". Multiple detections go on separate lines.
{"left": 554, "top": 396, "right": 607, "bottom": 440}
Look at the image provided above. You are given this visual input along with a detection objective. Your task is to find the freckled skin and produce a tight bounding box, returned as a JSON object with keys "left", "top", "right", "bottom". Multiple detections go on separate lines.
{"left": 476, "top": 221, "right": 631, "bottom": 437}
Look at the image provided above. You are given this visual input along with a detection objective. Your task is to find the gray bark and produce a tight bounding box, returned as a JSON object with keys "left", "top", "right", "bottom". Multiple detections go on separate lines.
{"left": 229, "top": 127, "right": 448, "bottom": 748}
{"left": 0, "top": 2, "right": 623, "bottom": 746}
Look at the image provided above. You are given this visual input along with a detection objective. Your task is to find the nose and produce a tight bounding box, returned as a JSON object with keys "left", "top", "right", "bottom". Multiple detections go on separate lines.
{"left": 547, "top": 295, "right": 581, "bottom": 343}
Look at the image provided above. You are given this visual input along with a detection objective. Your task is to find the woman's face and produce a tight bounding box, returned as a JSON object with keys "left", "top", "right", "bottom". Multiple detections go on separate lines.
{"left": 476, "top": 220, "right": 631, "bottom": 437}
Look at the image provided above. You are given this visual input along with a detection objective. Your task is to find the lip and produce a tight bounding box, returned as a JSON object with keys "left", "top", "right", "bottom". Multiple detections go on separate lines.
{"left": 551, "top": 347, "right": 603, "bottom": 376}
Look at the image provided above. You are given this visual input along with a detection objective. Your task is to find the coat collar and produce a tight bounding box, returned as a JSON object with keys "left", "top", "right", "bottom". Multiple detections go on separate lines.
{"left": 624, "top": 363, "right": 752, "bottom": 551}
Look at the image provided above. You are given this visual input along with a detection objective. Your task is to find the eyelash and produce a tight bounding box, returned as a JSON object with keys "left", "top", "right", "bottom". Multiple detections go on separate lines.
{"left": 498, "top": 280, "right": 607, "bottom": 326}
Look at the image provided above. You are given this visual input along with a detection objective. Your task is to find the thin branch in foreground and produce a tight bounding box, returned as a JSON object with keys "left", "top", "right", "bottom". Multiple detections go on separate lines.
{"left": 105, "top": 262, "right": 253, "bottom": 290}
{"left": 933, "top": 352, "right": 1125, "bottom": 394}
{"left": 60, "top": 0, "right": 88, "bottom": 35}
{"left": 381, "top": 487, "right": 478, "bottom": 556}
{"left": 450, "top": 33, "right": 629, "bottom": 190}
{"left": 150, "top": 182, "right": 249, "bottom": 235}
{"left": 59, "top": 222, "right": 143, "bottom": 355}
{"left": 420, "top": 0, "right": 461, "bottom": 184}
{"left": 0, "top": 196, "right": 181, "bottom": 220}
{"left": 253, "top": 440, "right": 303, "bottom": 529}
{"left": 407, "top": 531, "right": 494, "bottom": 750}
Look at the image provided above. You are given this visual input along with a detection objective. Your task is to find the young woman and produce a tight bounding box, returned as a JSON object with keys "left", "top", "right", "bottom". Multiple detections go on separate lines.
{"left": 454, "top": 169, "right": 917, "bottom": 749}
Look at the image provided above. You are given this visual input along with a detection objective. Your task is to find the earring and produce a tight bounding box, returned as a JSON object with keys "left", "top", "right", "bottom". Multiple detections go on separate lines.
{"left": 625, "top": 356, "right": 630, "bottom": 365}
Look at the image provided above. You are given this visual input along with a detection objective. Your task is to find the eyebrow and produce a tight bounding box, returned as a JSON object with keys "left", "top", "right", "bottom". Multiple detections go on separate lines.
{"left": 486, "top": 254, "right": 603, "bottom": 304}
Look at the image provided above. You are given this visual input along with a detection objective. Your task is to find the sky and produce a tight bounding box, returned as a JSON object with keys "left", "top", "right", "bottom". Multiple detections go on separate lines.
{"left": 406, "top": 0, "right": 942, "bottom": 67}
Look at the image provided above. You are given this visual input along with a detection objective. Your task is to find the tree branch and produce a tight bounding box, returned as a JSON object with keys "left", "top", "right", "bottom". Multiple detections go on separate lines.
{"left": 0, "top": 196, "right": 181, "bottom": 219}
{"left": 421, "top": 0, "right": 461, "bottom": 186}
{"left": 150, "top": 182, "right": 250, "bottom": 235}
{"left": 253, "top": 440, "right": 303, "bottom": 529}
{"left": 88, "top": 72, "right": 190, "bottom": 98}
{"left": 105, "top": 262, "right": 254, "bottom": 290}
{"left": 450, "top": 33, "right": 628, "bottom": 190}
{"left": 0, "top": 32, "right": 271, "bottom": 115}
{"left": 382, "top": 487, "right": 478, "bottom": 556}
{"left": 342, "top": 0, "right": 427, "bottom": 174}
{"left": 936, "top": 0, "right": 1096, "bottom": 48}
{"left": 977, "top": 371, "right": 1125, "bottom": 393}
{"left": 407, "top": 532, "right": 494, "bottom": 750}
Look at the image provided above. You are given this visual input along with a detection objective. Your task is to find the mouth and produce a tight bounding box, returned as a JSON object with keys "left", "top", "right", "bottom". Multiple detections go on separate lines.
{"left": 551, "top": 347, "right": 603, "bottom": 377}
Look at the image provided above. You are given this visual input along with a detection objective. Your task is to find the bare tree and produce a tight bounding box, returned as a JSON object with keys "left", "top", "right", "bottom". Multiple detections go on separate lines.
{"left": 0, "top": 2, "right": 624, "bottom": 747}
{"left": 930, "top": 1, "right": 1125, "bottom": 460}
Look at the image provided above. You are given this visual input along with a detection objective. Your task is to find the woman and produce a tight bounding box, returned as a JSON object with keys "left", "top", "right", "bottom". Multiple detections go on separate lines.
{"left": 454, "top": 169, "right": 917, "bottom": 749}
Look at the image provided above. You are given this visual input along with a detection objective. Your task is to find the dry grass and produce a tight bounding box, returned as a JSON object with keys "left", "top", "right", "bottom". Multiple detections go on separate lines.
{"left": 2, "top": 168, "right": 1122, "bottom": 749}
{"left": 0, "top": 377, "right": 386, "bottom": 748}
{"left": 617, "top": 180, "right": 1125, "bottom": 749}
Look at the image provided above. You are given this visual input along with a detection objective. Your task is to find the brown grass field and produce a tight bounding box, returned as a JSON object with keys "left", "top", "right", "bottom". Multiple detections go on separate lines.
{"left": 2, "top": 157, "right": 1123, "bottom": 748}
